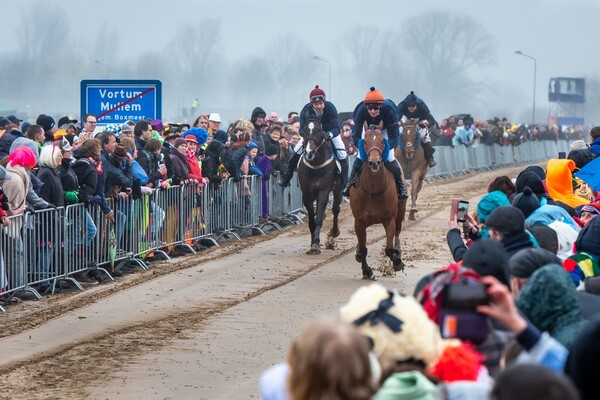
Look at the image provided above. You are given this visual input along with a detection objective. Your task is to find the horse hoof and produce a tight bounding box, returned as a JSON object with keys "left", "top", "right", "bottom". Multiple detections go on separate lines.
{"left": 307, "top": 245, "right": 321, "bottom": 255}
{"left": 355, "top": 254, "right": 364, "bottom": 263}
{"left": 409, "top": 209, "right": 418, "bottom": 221}
{"left": 393, "top": 259, "right": 405, "bottom": 272}
{"left": 362, "top": 266, "right": 374, "bottom": 280}
{"left": 330, "top": 228, "right": 340, "bottom": 238}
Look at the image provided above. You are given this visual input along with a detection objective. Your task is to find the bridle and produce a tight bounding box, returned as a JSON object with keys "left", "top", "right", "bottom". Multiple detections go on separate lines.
{"left": 302, "top": 122, "right": 334, "bottom": 169}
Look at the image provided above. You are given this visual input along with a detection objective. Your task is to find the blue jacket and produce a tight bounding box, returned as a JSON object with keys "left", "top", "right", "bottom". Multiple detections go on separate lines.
{"left": 397, "top": 94, "right": 437, "bottom": 127}
{"left": 299, "top": 101, "right": 340, "bottom": 138}
{"left": 352, "top": 99, "right": 400, "bottom": 149}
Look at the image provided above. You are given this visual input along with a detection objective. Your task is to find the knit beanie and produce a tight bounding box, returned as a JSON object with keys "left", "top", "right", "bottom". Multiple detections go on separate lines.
{"left": 477, "top": 191, "right": 510, "bottom": 223}
{"left": 462, "top": 238, "right": 511, "bottom": 287}
{"left": 173, "top": 138, "right": 187, "bottom": 148}
{"left": 485, "top": 206, "right": 525, "bottom": 234}
{"left": 373, "top": 371, "right": 438, "bottom": 400}
{"left": 512, "top": 187, "right": 541, "bottom": 218}
{"left": 515, "top": 170, "right": 546, "bottom": 196}
{"left": 524, "top": 165, "right": 546, "bottom": 181}
{"left": 509, "top": 247, "right": 561, "bottom": 278}
{"left": 364, "top": 87, "right": 384, "bottom": 104}
{"left": 309, "top": 85, "right": 326, "bottom": 102}
{"left": 405, "top": 91, "right": 418, "bottom": 106}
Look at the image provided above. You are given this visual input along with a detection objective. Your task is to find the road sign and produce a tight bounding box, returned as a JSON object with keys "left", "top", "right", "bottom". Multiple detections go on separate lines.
{"left": 80, "top": 80, "right": 162, "bottom": 125}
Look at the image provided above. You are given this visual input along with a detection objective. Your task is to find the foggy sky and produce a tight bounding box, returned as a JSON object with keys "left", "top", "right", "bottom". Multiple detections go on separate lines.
{"left": 2, "top": 0, "right": 600, "bottom": 124}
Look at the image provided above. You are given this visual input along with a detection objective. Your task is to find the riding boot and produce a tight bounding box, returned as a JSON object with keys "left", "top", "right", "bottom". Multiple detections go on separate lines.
{"left": 278, "top": 152, "right": 301, "bottom": 187}
{"left": 422, "top": 142, "right": 437, "bottom": 168}
{"left": 339, "top": 157, "right": 349, "bottom": 189}
{"left": 342, "top": 158, "right": 364, "bottom": 197}
{"left": 384, "top": 161, "right": 409, "bottom": 199}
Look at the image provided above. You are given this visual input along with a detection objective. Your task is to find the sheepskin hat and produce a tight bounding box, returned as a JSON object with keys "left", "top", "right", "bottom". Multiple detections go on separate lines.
{"left": 340, "top": 283, "right": 483, "bottom": 384}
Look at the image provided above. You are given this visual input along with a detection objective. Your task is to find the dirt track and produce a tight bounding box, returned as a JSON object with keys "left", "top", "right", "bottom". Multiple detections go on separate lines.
{"left": 0, "top": 165, "right": 527, "bottom": 399}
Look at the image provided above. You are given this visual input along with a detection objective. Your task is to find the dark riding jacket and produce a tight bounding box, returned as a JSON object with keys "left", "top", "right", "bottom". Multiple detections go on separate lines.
{"left": 352, "top": 99, "right": 400, "bottom": 149}
{"left": 299, "top": 101, "right": 341, "bottom": 138}
{"left": 397, "top": 94, "right": 438, "bottom": 128}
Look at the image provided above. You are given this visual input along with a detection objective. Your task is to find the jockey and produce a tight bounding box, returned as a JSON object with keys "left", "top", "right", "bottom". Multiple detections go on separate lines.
{"left": 342, "top": 87, "right": 408, "bottom": 199}
{"left": 397, "top": 91, "right": 438, "bottom": 168}
{"left": 278, "top": 85, "right": 348, "bottom": 187}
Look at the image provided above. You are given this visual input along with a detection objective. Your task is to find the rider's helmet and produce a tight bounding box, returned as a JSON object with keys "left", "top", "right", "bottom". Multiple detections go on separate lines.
{"left": 310, "top": 85, "right": 326, "bottom": 103}
{"left": 364, "top": 87, "right": 384, "bottom": 104}
{"left": 406, "top": 91, "right": 418, "bottom": 107}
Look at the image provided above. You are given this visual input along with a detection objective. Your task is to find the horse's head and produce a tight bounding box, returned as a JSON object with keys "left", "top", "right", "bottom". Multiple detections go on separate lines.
{"left": 362, "top": 121, "right": 385, "bottom": 172}
{"left": 302, "top": 118, "right": 328, "bottom": 161}
{"left": 401, "top": 119, "right": 418, "bottom": 159}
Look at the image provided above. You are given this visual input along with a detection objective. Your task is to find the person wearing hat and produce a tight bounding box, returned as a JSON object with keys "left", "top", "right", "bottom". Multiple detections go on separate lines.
{"left": 250, "top": 107, "right": 267, "bottom": 156}
{"left": 344, "top": 87, "right": 408, "bottom": 199}
{"left": 397, "top": 91, "right": 438, "bottom": 167}
{"left": 278, "top": 85, "right": 350, "bottom": 190}
{"left": 133, "top": 120, "right": 167, "bottom": 188}
{"left": 207, "top": 113, "right": 227, "bottom": 139}
{"left": 183, "top": 134, "right": 203, "bottom": 183}
{"left": 119, "top": 123, "right": 134, "bottom": 140}
{"left": 485, "top": 206, "right": 536, "bottom": 258}
{"left": 57, "top": 116, "right": 79, "bottom": 137}
{"left": 35, "top": 114, "right": 57, "bottom": 144}
{"left": 5, "top": 115, "right": 24, "bottom": 138}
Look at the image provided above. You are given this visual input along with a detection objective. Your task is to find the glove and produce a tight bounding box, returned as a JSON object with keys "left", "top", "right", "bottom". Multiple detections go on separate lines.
{"left": 419, "top": 121, "right": 429, "bottom": 129}
{"left": 90, "top": 195, "right": 103, "bottom": 205}
{"left": 65, "top": 191, "right": 79, "bottom": 203}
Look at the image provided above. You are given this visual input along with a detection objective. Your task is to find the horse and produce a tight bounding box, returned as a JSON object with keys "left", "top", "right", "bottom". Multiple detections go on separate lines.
{"left": 349, "top": 122, "right": 407, "bottom": 279}
{"left": 296, "top": 118, "right": 342, "bottom": 254}
{"left": 395, "top": 119, "right": 429, "bottom": 220}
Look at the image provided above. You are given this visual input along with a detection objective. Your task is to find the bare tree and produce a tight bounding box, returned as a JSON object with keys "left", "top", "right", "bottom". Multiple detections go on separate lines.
{"left": 401, "top": 11, "right": 496, "bottom": 111}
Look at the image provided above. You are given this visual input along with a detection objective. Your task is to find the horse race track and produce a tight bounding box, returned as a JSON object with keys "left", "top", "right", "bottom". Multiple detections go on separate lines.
{"left": 0, "top": 165, "right": 527, "bottom": 399}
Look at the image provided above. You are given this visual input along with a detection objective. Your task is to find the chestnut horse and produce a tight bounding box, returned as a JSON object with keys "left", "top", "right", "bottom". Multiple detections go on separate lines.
{"left": 297, "top": 119, "right": 342, "bottom": 254}
{"left": 395, "top": 119, "right": 429, "bottom": 220}
{"left": 349, "top": 122, "right": 407, "bottom": 279}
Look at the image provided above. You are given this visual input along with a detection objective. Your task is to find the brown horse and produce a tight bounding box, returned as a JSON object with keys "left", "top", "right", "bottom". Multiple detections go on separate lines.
{"left": 297, "top": 118, "right": 342, "bottom": 254}
{"left": 396, "top": 119, "right": 429, "bottom": 220}
{"left": 349, "top": 122, "right": 407, "bottom": 279}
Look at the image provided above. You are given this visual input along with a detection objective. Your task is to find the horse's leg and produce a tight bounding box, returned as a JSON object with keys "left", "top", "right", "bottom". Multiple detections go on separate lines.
{"left": 354, "top": 220, "right": 372, "bottom": 279}
{"left": 383, "top": 218, "right": 402, "bottom": 271}
{"left": 303, "top": 195, "right": 318, "bottom": 254}
{"left": 309, "top": 190, "right": 329, "bottom": 254}
{"left": 329, "top": 186, "right": 341, "bottom": 238}
{"left": 409, "top": 168, "right": 419, "bottom": 220}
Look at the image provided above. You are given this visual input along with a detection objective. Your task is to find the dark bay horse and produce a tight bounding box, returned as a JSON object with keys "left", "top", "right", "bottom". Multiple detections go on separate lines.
{"left": 396, "top": 119, "right": 429, "bottom": 220}
{"left": 297, "top": 119, "right": 342, "bottom": 254}
{"left": 349, "top": 122, "right": 407, "bottom": 279}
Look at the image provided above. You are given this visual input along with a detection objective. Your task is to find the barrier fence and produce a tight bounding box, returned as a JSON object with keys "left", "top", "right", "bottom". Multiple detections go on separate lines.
{"left": 0, "top": 140, "right": 570, "bottom": 310}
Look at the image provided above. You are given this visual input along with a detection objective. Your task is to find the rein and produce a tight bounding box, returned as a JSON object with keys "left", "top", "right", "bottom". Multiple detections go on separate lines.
{"left": 302, "top": 154, "right": 334, "bottom": 169}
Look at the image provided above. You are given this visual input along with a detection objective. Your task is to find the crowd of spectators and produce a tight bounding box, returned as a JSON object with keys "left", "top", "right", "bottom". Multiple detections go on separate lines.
{"left": 260, "top": 126, "right": 600, "bottom": 400}
{"left": 431, "top": 114, "right": 590, "bottom": 148}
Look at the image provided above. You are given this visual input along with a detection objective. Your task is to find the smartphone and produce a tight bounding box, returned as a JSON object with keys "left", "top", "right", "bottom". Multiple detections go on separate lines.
{"left": 457, "top": 200, "right": 469, "bottom": 222}
{"left": 558, "top": 151, "right": 566, "bottom": 159}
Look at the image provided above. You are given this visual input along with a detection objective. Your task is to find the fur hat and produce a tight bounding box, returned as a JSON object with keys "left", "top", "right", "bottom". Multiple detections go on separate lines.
{"left": 340, "top": 284, "right": 482, "bottom": 382}
{"left": 485, "top": 206, "right": 525, "bottom": 234}
{"left": 364, "top": 87, "right": 384, "bottom": 104}
{"left": 309, "top": 85, "right": 326, "bottom": 102}
{"left": 512, "top": 186, "right": 541, "bottom": 218}
{"left": 184, "top": 127, "right": 208, "bottom": 145}
{"left": 477, "top": 191, "right": 510, "bottom": 223}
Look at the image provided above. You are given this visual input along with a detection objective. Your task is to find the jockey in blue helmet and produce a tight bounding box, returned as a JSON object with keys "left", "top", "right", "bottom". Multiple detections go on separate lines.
{"left": 397, "top": 91, "right": 438, "bottom": 168}
{"left": 342, "top": 87, "right": 408, "bottom": 199}
{"left": 278, "top": 85, "right": 348, "bottom": 188}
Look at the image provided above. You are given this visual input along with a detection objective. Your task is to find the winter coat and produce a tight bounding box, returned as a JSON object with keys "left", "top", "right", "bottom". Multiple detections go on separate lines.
{"left": 169, "top": 147, "right": 190, "bottom": 184}
{"left": 298, "top": 101, "right": 340, "bottom": 138}
{"left": 37, "top": 166, "right": 64, "bottom": 207}
{"left": 202, "top": 140, "right": 226, "bottom": 187}
{"left": 3, "top": 164, "right": 30, "bottom": 215}
{"left": 352, "top": 99, "right": 400, "bottom": 149}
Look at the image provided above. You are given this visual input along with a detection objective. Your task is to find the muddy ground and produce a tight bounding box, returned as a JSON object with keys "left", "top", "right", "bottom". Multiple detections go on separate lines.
{"left": 0, "top": 165, "right": 528, "bottom": 399}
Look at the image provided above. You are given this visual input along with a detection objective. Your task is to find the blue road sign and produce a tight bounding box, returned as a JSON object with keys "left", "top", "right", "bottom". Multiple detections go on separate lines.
{"left": 80, "top": 80, "right": 162, "bottom": 125}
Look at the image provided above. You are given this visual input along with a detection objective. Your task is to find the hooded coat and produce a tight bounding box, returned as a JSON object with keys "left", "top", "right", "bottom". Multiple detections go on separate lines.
{"left": 202, "top": 140, "right": 226, "bottom": 187}
{"left": 516, "top": 264, "right": 583, "bottom": 348}
{"left": 545, "top": 159, "right": 588, "bottom": 208}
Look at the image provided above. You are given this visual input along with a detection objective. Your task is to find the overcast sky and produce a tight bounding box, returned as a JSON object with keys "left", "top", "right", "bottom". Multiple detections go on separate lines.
{"left": 3, "top": 0, "right": 600, "bottom": 123}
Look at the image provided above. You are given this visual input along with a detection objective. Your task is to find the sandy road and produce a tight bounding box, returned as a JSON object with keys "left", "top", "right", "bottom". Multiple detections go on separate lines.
{"left": 0, "top": 165, "right": 527, "bottom": 399}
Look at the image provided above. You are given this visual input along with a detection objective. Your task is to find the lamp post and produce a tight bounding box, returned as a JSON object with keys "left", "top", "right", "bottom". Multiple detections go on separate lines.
{"left": 94, "top": 59, "right": 110, "bottom": 79}
{"left": 312, "top": 56, "right": 332, "bottom": 98}
{"left": 514, "top": 50, "right": 537, "bottom": 124}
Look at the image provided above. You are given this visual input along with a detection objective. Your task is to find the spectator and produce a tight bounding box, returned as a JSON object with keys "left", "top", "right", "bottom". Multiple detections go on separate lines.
{"left": 0, "top": 117, "right": 16, "bottom": 159}
{"left": 488, "top": 175, "right": 517, "bottom": 202}
{"left": 564, "top": 318, "right": 600, "bottom": 400}
{"left": 79, "top": 114, "right": 97, "bottom": 142}
{"left": 491, "top": 364, "right": 579, "bottom": 400}
{"left": 250, "top": 107, "right": 267, "bottom": 155}
{"left": 545, "top": 159, "right": 588, "bottom": 208}
{"left": 169, "top": 138, "right": 190, "bottom": 185}
{"left": 202, "top": 140, "right": 227, "bottom": 188}
{"left": 256, "top": 145, "right": 278, "bottom": 219}
{"left": 485, "top": 206, "right": 536, "bottom": 258}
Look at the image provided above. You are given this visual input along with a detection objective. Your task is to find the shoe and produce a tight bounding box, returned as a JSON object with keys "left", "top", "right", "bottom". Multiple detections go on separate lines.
{"left": 399, "top": 185, "right": 409, "bottom": 199}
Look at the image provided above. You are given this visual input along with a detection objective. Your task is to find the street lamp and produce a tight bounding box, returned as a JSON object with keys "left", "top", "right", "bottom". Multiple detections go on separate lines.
{"left": 514, "top": 50, "right": 537, "bottom": 124}
{"left": 312, "top": 56, "right": 332, "bottom": 98}
{"left": 94, "top": 59, "right": 110, "bottom": 79}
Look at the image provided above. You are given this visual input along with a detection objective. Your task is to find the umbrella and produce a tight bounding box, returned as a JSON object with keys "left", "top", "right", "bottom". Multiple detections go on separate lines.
{"left": 574, "top": 157, "right": 600, "bottom": 191}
